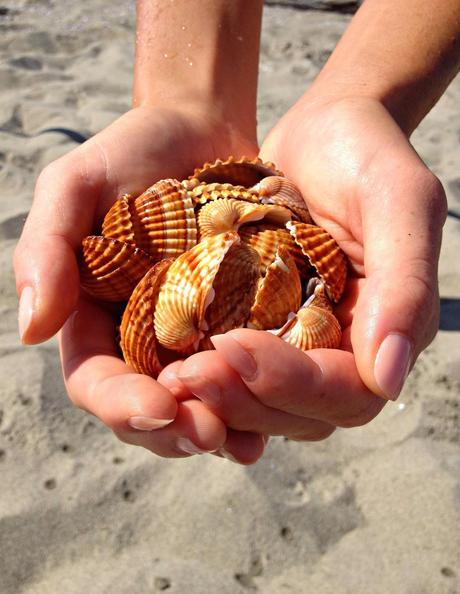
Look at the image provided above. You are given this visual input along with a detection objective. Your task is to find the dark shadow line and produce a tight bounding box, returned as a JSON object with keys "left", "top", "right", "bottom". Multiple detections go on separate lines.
{"left": 440, "top": 297, "right": 460, "bottom": 331}
{"left": 447, "top": 209, "right": 460, "bottom": 221}
{"left": 264, "top": 0, "right": 359, "bottom": 13}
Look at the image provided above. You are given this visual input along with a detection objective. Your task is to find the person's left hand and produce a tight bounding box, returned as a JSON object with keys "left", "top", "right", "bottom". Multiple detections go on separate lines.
{"left": 166, "top": 95, "right": 446, "bottom": 450}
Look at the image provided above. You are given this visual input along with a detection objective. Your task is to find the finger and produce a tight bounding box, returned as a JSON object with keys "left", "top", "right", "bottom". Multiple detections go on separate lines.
{"left": 14, "top": 146, "right": 105, "bottom": 344}
{"left": 215, "top": 429, "right": 266, "bottom": 465}
{"left": 210, "top": 329, "right": 386, "bottom": 428}
{"left": 354, "top": 156, "right": 447, "bottom": 400}
{"left": 61, "top": 296, "right": 178, "bottom": 431}
{"left": 178, "top": 350, "right": 336, "bottom": 437}
{"left": 157, "top": 360, "right": 194, "bottom": 401}
{"left": 116, "top": 399, "right": 227, "bottom": 458}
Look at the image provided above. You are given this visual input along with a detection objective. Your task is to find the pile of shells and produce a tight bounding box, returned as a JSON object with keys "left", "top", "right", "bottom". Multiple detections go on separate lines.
{"left": 79, "top": 157, "right": 347, "bottom": 378}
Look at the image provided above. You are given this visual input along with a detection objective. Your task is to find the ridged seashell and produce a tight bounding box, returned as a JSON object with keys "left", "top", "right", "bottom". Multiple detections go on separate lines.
{"left": 200, "top": 243, "right": 260, "bottom": 349}
{"left": 239, "top": 225, "right": 311, "bottom": 277}
{"left": 190, "top": 156, "right": 283, "bottom": 187}
{"left": 102, "top": 180, "right": 197, "bottom": 260}
{"left": 198, "top": 198, "right": 291, "bottom": 239}
{"left": 248, "top": 247, "right": 301, "bottom": 330}
{"left": 253, "top": 176, "right": 312, "bottom": 223}
{"left": 305, "top": 278, "right": 334, "bottom": 312}
{"left": 189, "top": 182, "right": 260, "bottom": 206}
{"left": 154, "top": 231, "right": 239, "bottom": 352}
{"left": 79, "top": 236, "right": 154, "bottom": 301}
{"left": 132, "top": 179, "right": 197, "bottom": 259}
{"left": 120, "top": 259, "right": 173, "bottom": 376}
{"left": 277, "top": 305, "right": 342, "bottom": 351}
{"left": 101, "top": 193, "right": 136, "bottom": 243}
{"left": 287, "top": 221, "right": 347, "bottom": 302}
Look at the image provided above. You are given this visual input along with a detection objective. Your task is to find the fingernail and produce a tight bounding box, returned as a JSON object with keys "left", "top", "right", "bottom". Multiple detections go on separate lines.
{"left": 178, "top": 374, "right": 221, "bottom": 406}
{"left": 128, "top": 416, "right": 174, "bottom": 431}
{"left": 176, "top": 437, "right": 209, "bottom": 455}
{"left": 210, "top": 333, "right": 257, "bottom": 381}
{"left": 374, "top": 334, "right": 412, "bottom": 400}
{"left": 218, "top": 447, "right": 239, "bottom": 463}
{"left": 18, "top": 286, "right": 35, "bottom": 342}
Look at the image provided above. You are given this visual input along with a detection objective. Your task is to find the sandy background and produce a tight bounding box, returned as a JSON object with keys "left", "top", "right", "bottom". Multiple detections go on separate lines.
{"left": 1, "top": 1, "right": 459, "bottom": 593}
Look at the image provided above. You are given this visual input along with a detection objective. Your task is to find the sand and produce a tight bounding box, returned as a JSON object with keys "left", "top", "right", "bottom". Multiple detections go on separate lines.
{"left": 0, "top": 2, "right": 459, "bottom": 593}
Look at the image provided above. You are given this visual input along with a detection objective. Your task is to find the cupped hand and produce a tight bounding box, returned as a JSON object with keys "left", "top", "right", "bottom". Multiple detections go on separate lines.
{"left": 14, "top": 104, "right": 265, "bottom": 463}
{"left": 175, "top": 96, "right": 447, "bottom": 443}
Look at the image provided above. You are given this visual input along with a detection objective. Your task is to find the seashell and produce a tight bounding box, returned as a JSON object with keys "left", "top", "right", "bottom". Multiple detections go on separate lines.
{"left": 102, "top": 193, "right": 136, "bottom": 244}
{"left": 154, "top": 231, "right": 239, "bottom": 352}
{"left": 198, "top": 198, "right": 291, "bottom": 239}
{"left": 305, "top": 278, "right": 334, "bottom": 312}
{"left": 120, "top": 259, "right": 173, "bottom": 376}
{"left": 200, "top": 242, "right": 260, "bottom": 349}
{"left": 190, "top": 156, "right": 284, "bottom": 187}
{"left": 102, "top": 180, "right": 197, "bottom": 260}
{"left": 132, "top": 179, "right": 197, "bottom": 259}
{"left": 248, "top": 247, "right": 302, "bottom": 330}
{"left": 252, "top": 176, "right": 312, "bottom": 223}
{"left": 277, "top": 304, "right": 342, "bottom": 351}
{"left": 189, "top": 182, "right": 260, "bottom": 206}
{"left": 286, "top": 221, "right": 347, "bottom": 302}
{"left": 79, "top": 236, "right": 154, "bottom": 301}
{"left": 239, "top": 225, "right": 312, "bottom": 278}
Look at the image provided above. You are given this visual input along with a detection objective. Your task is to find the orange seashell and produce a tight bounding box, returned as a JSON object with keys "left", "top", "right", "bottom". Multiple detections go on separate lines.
{"left": 189, "top": 182, "right": 260, "bottom": 206}
{"left": 248, "top": 247, "right": 302, "bottom": 330}
{"left": 198, "top": 198, "right": 291, "bottom": 239}
{"left": 154, "top": 231, "right": 239, "bottom": 352}
{"left": 120, "top": 259, "right": 174, "bottom": 377}
{"left": 239, "top": 225, "right": 311, "bottom": 278}
{"left": 132, "top": 179, "right": 197, "bottom": 260}
{"left": 278, "top": 305, "right": 342, "bottom": 351}
{"left": 190, "top": 156, "right": 284, "bottom": 187}
{"left": 79, "top": 236, "right": 154, "bottom": 301}
{"left": 250, "top": 175, "right": 313, "bottom": 223}
{"left": 102, "top": 193, "right": 136, "bottom": 244}
{"left": 287, "top": 221, "right": 347, "bottom": 302}
{"left": 200, "top": 242, "right": 260, "bottom": 348}
{"left": 253, "top": 176, "right": 312, "bottom": 223}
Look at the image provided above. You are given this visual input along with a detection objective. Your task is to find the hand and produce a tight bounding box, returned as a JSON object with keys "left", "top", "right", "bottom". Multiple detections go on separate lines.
{"left": 14, "top": 104, "right": 266, "bottom": 463}
{"left": 174, "top": 96, "right": 447, "bottom": 445}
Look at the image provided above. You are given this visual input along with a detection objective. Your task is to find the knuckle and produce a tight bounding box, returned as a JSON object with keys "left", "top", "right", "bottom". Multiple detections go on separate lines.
{"left": 290, "top": 425, "right": 336, "bottom": 442}
{"left": 336, "top": 398, "right": 384, "bottom": 428}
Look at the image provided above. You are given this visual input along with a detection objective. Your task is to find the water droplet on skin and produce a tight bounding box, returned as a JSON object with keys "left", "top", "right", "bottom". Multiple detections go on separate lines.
{"left": 181, "top": 25, "right": 186, "bottom": 31}
{"left": 187, "top": 42, "right": 192, "bottom": 48}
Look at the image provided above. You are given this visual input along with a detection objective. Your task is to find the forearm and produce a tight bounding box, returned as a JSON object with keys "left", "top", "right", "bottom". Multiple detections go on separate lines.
{"left": 308, "top": 0, "right": 460, "bottom": 134}
{"left": 133, "top": 0, "right": 263, "bottom": 135}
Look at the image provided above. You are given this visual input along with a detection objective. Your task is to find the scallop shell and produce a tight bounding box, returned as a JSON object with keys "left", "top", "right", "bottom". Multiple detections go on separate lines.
{"left": 132, "top": 179, "right": 197, "bottom": 259}
{"left": 253, "top": 176, "right": 312, "bottom": 223}
{"left": 287, "top": 221, "right": 347, "bottom": 302}
{"left": 79, "top": 236, "right": 154, "bottom": 301}
{"left": 189, "top": 182, "right": 260, "bottom": 206}
{"left": 102, "top": 180, "right": 197, "bottom": 260}
{"left": 120, "top": 259, "right": 173, "bottom": 376}
{"left": 102, "top": 193, "right": 136, "bottom": 244}
{"left": 248, "top": 247, "right": 302, "bottom": 330}
{"left": 200, "top": 242, "right": 260, "bottom": 349}
{"left": 154, "top": 231, "right": 239, "bottom": 352}
{"left": 278, "top": 305, "right": 342, "bottom": 350}
{"left": 198, "top": 198, "right": 291, "bottom": 239}
{"left": 190, "top": 156, "right": 283, "bottom": 187}
{"left": 239, "top": 225, "right": 311, "bottom": 277}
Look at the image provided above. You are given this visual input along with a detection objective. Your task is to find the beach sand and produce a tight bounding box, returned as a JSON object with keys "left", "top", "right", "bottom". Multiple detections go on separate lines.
{"left": 0, "top": 2, "right": 459, "bottom": 593}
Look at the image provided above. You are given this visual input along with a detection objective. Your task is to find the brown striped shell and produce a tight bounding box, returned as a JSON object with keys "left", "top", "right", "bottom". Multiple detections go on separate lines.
{"left": 190, "top": 156, "right": 283, "bottom": 187}
{"left": 79, "top": 236, "right": 154, "bottom": 301}
{"left": 78, "top": 156, "right": 348, "bottom": 378}
{"left": 287, "top": 221, "right": 347, "bottom": 302}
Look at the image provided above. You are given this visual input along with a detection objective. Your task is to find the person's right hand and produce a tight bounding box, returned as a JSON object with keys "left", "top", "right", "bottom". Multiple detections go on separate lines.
{"left": 14, "top": 105, "right": 266, "bottom": 463}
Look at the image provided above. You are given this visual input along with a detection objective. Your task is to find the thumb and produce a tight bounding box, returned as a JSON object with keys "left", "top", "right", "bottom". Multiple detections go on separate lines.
{"left": 14, "top": 150, "right": 104, "bottom": 344}
{"left": 352, "top": 165, "right": 447, "bottom": 400}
